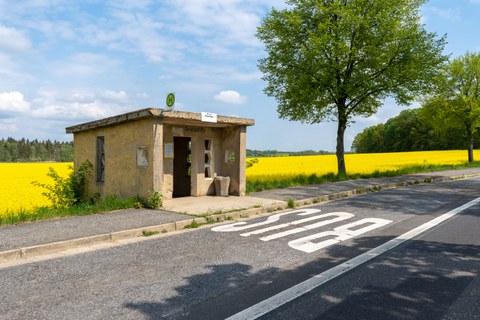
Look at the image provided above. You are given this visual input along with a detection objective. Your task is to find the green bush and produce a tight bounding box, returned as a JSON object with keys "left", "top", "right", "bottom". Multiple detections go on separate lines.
{"left": 70, "top": 160, "right": 94, "bottom": 202}
{"left": 32, "top": 160, "right": 93, "bottom": 209}
{"left": 148, "top": 191, "right": 163, "bottom": 209}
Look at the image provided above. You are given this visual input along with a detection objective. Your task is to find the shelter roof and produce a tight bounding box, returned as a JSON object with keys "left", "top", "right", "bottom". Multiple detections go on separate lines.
{"left": 66, "top": 108, "right": 255, "bottom": 133}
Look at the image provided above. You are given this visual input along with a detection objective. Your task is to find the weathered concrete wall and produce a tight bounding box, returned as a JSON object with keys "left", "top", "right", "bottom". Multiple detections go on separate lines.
{"left": 152, "top": 120, "right": 163, "bottom": 195}
{"left": 73, "top": 130, "right": 102, "bottom": 197}
{"left": 73, "top": 118, "right": 158, "bottom": 200}
{"left": 221, "top": 126, "right": 247, "bottom": 196}
{"left": 162, "top": 124, "right": 174, "bottom": 199}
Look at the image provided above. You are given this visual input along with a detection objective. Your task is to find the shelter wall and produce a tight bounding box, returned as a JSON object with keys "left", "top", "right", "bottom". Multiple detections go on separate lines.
{"left": 221, "top": 126, "right": 247, "bottom": 196}
{"left": 73, "top": 118, "right": 158, "bottom": 199}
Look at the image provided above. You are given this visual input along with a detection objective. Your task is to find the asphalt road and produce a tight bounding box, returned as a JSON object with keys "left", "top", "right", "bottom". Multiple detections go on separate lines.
{"left": 1, "top": 178, "right": 479, "bottom": 320}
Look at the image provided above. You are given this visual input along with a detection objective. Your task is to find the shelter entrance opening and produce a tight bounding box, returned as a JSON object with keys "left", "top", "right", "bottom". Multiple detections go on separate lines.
{"left": 173, "top": 137, "right": 192, "bottom": 197}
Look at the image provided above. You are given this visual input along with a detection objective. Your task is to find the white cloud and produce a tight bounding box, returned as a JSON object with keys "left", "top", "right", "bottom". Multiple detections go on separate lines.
{"left": 32, "top": 101, "right": 115, "bottom": 120}
{"left": 29, "top": 20, "right": 75, "bottom": 42}
{"left": 169, "top": 0, "right": 261, "bottom": 47}
{"left": 0, "top": 91, "right": 31, "bottom": 113}
{"left": 101, "top": 90, "right": 129, "bottom": 101}
{"left": 0, "top": 118, "right": 17, "bottom": 132}
{"left": 0, "top": 53, "right": 25, "bottom": 83}
{"left": 137, "top": 92, "right": 150, "bottom": 99}
{"left": 429, "top": 7, "right": 461, "bottom": 21}
{"left": 214, "top": 90, "right": 246, "bottom": 104}
{"left": 30, "top": 90, "right": 130, "bottom": 120}
{"left": 108, "top": 0, "right": 152, "bottom": 10}
{"left": 0, "top": 25, "right": 31, "bottom": 53}
{"left": 169, "top": 63, "right": 261, "bottom": 86}
{"left": 16, "top": 0, "right": 66, "bottom": 9}
{"left": 104, "top": 9, "right": 182, "bottom": 63}
{"left": 355, "top": 114, "right": 382, "bottom": 126}
{"left": 53, "top": 53, "right": 121, "bottom": 78}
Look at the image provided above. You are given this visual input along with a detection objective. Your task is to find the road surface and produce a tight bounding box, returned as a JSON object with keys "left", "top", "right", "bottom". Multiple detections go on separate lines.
{"left": 1, "top": 178, "right": 479, "bottom": 319}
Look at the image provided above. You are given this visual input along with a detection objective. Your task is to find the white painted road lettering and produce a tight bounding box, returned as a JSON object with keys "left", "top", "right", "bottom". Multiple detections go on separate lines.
{"left": 289, "top": 218, "right": 392, "bottom": 253}
{"left": 212, "top": 209, "right": 392, "bottom": 253}
{"left": 258, "top": 212, "right": 354, "bottom": 241}
{"left": 211, "top": 209, "right": 321, "bottom": 233}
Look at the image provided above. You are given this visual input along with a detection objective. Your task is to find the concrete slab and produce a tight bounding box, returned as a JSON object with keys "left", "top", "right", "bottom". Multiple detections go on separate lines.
{"left": 162, "top": 196, "right": 285, "bottom": 215}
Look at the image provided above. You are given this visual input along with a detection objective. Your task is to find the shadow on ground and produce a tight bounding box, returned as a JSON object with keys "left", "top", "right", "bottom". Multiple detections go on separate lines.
{"left": 124, "top": 233, "right": 480, "bottom": 320}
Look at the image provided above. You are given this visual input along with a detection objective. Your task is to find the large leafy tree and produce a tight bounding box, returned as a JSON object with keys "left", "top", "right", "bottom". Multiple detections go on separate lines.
{"left": 257, "top": 0, "right": 447, "bottom": 175}
{"left": 426, "top": 52, "right": 480, "bottom": 162}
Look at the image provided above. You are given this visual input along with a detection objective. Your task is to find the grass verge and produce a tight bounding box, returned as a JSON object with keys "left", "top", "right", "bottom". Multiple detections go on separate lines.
{"left": 0, "top": 196, "right": 143, "bottom": 226}
{"left": 2, "top": 162, "right": 479, "bottom": 226}
{"left": 246, "top": 161, "right": 480, "bottom": 193}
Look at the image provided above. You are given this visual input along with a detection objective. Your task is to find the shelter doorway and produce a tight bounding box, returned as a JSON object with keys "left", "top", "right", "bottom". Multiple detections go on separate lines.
{"left": 173, "top": 137, "right": 192, "bottom": 197}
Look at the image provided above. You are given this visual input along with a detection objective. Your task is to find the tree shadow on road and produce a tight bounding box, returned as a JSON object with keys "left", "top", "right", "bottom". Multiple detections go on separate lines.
{"left": 124, "top": 262, "right": 281, "bottom": 319}
{"left": 312, "top": 240, "right": 480, "bottom": 320}
{"left": 124, "top": 234, "right": 480, "bottom": 320}
{"left": 336, "top": 182, "right": 479, "bottom": 216}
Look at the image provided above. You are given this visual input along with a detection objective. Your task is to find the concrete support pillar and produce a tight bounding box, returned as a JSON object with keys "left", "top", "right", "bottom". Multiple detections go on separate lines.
{"left": 152, "top": 121, "right": 163, "bottom": 194}
{"left": 238, "top": 126, "right": 247, "bottom": 196}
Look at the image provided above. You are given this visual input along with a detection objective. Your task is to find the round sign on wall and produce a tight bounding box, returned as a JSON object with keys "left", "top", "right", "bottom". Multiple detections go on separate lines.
{"left": 166, "top": 93, "right": 175, "bottom": 109}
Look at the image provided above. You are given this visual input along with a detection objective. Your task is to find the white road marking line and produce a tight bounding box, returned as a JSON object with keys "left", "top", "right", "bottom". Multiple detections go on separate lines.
{"left": 288, "top": 218, "right": 392, "bottom": 253}
{"left": 258, "top": 212, "right": 354, "bottom": 241}
{"left": 211, "top": 209, "right": 321, "bottom": 233}
{"left": 242, "top": 212, "right": 352, "bottom": 238}
{"left": 226, "top": 196, "right": 480, "bottom": 320}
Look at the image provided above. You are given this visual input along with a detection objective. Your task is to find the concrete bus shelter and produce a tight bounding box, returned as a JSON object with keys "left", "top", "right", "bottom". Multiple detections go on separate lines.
{"left": 66, "top": 108, "right": 254, "bottom": 200}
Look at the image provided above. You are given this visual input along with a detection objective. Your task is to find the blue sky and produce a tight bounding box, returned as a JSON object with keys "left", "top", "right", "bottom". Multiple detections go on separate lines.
{"left": 1, "top": 0, "right": 479, "bottom": 151}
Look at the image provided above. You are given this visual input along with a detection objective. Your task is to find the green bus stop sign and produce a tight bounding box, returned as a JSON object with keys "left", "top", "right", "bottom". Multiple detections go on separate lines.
{"left": 166, "top": 93, "right": 175, "bottom": 109}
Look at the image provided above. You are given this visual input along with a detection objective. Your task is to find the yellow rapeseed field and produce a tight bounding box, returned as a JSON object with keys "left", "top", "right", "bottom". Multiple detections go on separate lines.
{"left": 246, "top": 150, "right": 480, "bottom": 179}
{"left": 0, "top": 163, "right": 72, "bottom": 214}
{"left": 0, "top": 150, "right": 478, "bottom": 215}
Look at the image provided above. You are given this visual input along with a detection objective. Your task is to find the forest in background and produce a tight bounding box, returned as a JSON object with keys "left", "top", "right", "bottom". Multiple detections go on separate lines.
{"left": 352, "top": 108, "right": 480, "bottom": 153}
{"left": 246, "top": 149, "right": 332, "bottom": 157}
{"left": 0, "top": 138, "right": 73, "bottom": 162}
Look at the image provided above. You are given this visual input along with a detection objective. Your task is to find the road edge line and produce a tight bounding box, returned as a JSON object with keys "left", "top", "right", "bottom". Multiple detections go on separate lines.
{"left": 226, "top": 196, "right": 480, "bottom": 320}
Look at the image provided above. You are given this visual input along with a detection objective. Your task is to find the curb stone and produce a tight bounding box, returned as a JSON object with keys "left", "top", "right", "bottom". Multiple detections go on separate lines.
{"left": 1, "top": 172, "right": 479, "bottom": 265}
{"left": 0, "top": 249, "right": 21, "bottom": 264}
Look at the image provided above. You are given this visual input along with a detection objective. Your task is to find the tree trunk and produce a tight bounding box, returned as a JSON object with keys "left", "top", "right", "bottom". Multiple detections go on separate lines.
{"left": 467, "top": 128, "right": 474, "bottom": 162}
{"left": 336, "top": 117, "right": 347, "bottom": 177}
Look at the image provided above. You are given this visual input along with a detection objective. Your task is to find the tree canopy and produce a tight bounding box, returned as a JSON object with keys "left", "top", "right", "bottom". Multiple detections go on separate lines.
{"left": 425, "top": 52, "right": 480, "bottom": 162}
{"left": 0, "top": 137, "right": 72, "bottom": 162}
{"left": 352, "top": 108, "right": 478, "bottom": 153}
{"left": 257, "top": 0, "right": 447, "bottom": 175}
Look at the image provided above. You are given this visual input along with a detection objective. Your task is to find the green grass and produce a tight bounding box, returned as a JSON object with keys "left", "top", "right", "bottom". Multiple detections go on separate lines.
{"left": 0, "top": 196, "right": 143, "bottom": 226}
{"left": 245, "top": 161, "right": 480, "bottom": 193}
{"left": 2, "top": 161, "right": 479, "bottom": 226}
{"left": 142, "top": 230, "right": 160, "bottom": 237}
{"left": 184, "top": 220, "right": 202, "bottom": 229}
{"left": 287, "top": 198, "right": 296, "bottom": 208}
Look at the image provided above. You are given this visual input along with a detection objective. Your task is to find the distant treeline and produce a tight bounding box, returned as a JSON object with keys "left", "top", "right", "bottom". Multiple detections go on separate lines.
{"left": 352, "top": 108, "right": 480, "bottom": 153}
{"left": 0, "top": 137, "right": 73, "bottom": 162}
{"left": 247, "top": 149, "right": 332, "bottom": 157}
